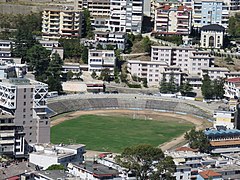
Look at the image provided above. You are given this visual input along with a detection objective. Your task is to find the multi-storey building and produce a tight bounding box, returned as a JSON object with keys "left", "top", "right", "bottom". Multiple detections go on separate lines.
{"left": 201, "top": 67, "right": 229, "bottom": 80}
{"left": 0, "top": 114, "right": 25, "bottom": 158}
{"left": 154, "top": 5, "right": 192, "bottom": 35}
{"left": 94, "top": 31, "right": 127, "bottom": 50}
{"left": 127, "top": 60, "right": 168, "bottom": 87}
{"left": 151, "top": 46, "right": 214, "bottom": 75}
{"left": 88, "top": 49, "right": 116, "bottom": 74}
{"left": 42, "top": 8, "right": 83, "bottom": 40}
{"left": 0, "top": 40, "right": 13, "bottom": 58}
{"left": 109, "top": 0, "right": 143, "bottom": 33}
{"left": 192, "top": 0, "right": 229, "bottom": 29}
{"left": 0, "top": 78, "right": 49, "bottom": 144}
{"left": 223, "top": 0, "right": 240, "bottom": 10}
{"left": 224, "top": 77, "right": 240, "bottom": 99}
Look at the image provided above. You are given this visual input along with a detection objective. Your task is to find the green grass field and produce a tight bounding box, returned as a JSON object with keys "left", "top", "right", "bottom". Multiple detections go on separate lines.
{"left": 51, "top": 114, "right": 194, "bottom": 152}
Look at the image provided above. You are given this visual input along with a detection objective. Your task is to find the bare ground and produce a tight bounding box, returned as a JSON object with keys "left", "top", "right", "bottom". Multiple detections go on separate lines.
{"left": 51, "top": 109, "right": 212, "bottom": 152}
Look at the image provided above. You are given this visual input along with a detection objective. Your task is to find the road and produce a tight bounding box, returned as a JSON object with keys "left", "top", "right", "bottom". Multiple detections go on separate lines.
{"left": 142, "top": 32, "right": 177, "bottom": 46}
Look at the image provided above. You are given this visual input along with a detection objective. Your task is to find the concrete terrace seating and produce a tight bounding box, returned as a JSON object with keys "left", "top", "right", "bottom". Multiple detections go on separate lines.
{"left": 47, "top": 97, "right": 213, "bottom": 120}
{"left": 145, "top": 100, "right": 178, "bottom": 111}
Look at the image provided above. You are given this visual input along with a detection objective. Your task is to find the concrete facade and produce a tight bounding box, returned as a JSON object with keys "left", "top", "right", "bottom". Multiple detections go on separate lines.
{"left": 42, "top": 8, "right": 84, "bottom": 40}
{"left": 0, "top": 78, "right": 49, "bottom": 144}
{"left": 200, "top": 24, "right": 225, "bottom": 49}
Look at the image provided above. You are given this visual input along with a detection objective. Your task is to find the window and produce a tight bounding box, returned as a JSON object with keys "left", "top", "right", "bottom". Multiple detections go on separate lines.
{"left": 29, "top": 133, "right": 32, "bottom": 135}
{"left": 24, "top": 95, "right": 26, "bottom": 99}
{"left": 24, "top": 102, "right": 26, "bottom": 106}
{"left": 24, "top": 88, "right": 26, "bottom": 93}
{"left": 46, "top": 121, "right": 48, "bottom": 125}
{"left": 23, "top": 121, "right": 25, "bottom": 125}
{"left": 23, "top": 109, "right": 26, "bottom": 112}
{"left": 23, "top": 115, "right": 26, "bottom": 118}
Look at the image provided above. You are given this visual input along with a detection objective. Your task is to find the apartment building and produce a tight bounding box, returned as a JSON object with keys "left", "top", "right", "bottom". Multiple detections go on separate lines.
{"left": 42, "top": 8, "right": 83, "bottom": 40}
{"left": 154, "top": 5, "right": 192, "bottom": 35}
{"left": 0, "top": 40, "right": 13, "bottom": 58}
{"left": 0, "top": 78, "right": 49, "bottom": 144}
{"left": 109, "top": 0, "right": 143, "bottom": 33}
{"left": 192, "top": 0, "right": 229, "bottom": 29}
{"left": 94, "top": 31, "right": 127, "bottom": 50}
{"left": 127, "top": 60, "right": 168, "bottom": 87}
{"left": 224, "top": 77, "right": 240, "bottom": 99}
{"left": 39, "top": 39, "right": 64, "bottom": 59}
{"left": 151, "top": 46, "right": 214, "bottom": 75}
{"left": 201, "top": 67, "right": 229, "bottom": 80}
{"left": 223, "top": 0, "right": 240, "bottom": 10}
{"left": 0, "top": 114, "right": 25, "bottom": 158}
{"left": 88, "top": 49, "right": 115, "bottom": 74}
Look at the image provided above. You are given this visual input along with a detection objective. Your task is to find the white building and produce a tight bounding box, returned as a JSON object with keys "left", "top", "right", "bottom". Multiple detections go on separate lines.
{"left": 109, "top": 0, "right": 144, "bottom": 33}
{"left": 154, "top": 5, "right": 192, "bottom": 35}
{"left": 42, "top": 8, "right": 83, "bottom": 40}
{"left": 224, "top": 77, "right": 240, "bottom": 99}
{"left": 213, "top": 107, "right": 236, "bottom": 129}
{"left": 151, "top": 46, "right": 215, "bottom": 75}
{"left": 200, "top": 24, "right": 225, "bottom": 49}
{"left": 67, "top": 161, "right": 120, "bottom": 180}
{"left": 0, "top": 40, "right": 13, "bottom": 58}
{"left": 225, "top": 72, "right": 240, "bottom": 79}
{"left": 127, "top": 60, "right": 168, "bottom": 87}
{"left": 62, "top": 63, "right": 81, "bottom": 74}
{"left": 29, "top": 144, "right": 86, "bottom": 170}
{"left": 39, "top": 40, "right": 64, "bottom": 59}
{"left": 88, "top": 49, "right": 116, "bottom": 74}
{"left": 201, "top": 67, "right": 229, "bottom": 80}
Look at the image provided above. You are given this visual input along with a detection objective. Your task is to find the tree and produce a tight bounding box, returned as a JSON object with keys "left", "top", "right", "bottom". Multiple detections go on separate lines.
{"left": 159, "top": 74, "right": 168, "bottom": 93}
{"left": 142, "top": 36, "right": 152, "bottom": 53}
{"left": 201, "top": 74, "right": 214, "bottom": 99}
{"left": 114, "top": 67, "right": 120, "bottom": 83}
{"left": 67, "top": 71, "right": 74, "bottom": 81}
{"left": 180, "top": 81, "right": 193, "bottom": 96}
{"left": 115, "top": 144, "right": 175, "bottom": 180}
{"left": 142, "top": 78, "right": 148, "bottom": 88}
{"left": 100, "top": 68, "right": 111, "bottom": 82}
{"left": 81, "top": 46, "right": 88, "bottom": 64}
{"left": 96, "top": 43, "right": 103, "bottom": 50}
{"left": 91, "top": 70, "right": 97, "bottom": 79}
{"left": 59, "top": 38, "right": 83, "bottom": 59}
{"left": 167, "top": 72, "right": 178, "bottom": 94}
{"left": 213, "top": 78, "right": 225, "bottom": 99}
{"left": 46, "top": 53, "right": 63, "bottom": 93}
{"left": 83, "top": 8, "right": 93, "bottom": 38}
{"left": 26, "top": 44, "right": 51, "bottom": 81}
{"left": 46, "top": 164, "right": 65, "bottom": 170}
{"left": 185, "top": 128, "right": 210, "bottom": 153}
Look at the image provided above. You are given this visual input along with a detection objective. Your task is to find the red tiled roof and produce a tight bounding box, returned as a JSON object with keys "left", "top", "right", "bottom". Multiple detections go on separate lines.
{"left": 175, "top": 147, "right": 197, "bottom": 152}
{"left": 226, "top": 77, "right": 240, "bottom": 83}
{"left": 199, "top": 170, "right": 222, "bottom": 179}
{"left": 7, "top": 176, "right": 20, "bottom": 180}
{"left": 162, "top": 5, "right": 171, "bottom": 10}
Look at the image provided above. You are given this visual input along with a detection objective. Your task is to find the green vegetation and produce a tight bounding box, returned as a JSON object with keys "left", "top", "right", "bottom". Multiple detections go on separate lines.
{"left": 115, "top": 144, "right": 175, "bottom": 180}
{"left": 185, "top": 128, "right": 210, "bottom": 153}
{"left": 201, "top": 74, "right": 224, "bottom": 99}
{"left": 51, "top": 115, "right": 194, "bottom": 152}
{"left": 228, "top": 13, "right": 240, "bottom": 38}
{"left": 83, "top": 8, "right": 93, "bottom": 38}
{"left": 155, "top": 35, "right": 182, "bottom": 45}
{"left": 46, "top": 164, "right": 65, "bottom": 170}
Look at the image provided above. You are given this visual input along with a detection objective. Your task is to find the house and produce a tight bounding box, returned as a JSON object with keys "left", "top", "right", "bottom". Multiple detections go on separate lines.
{"left": 197, "top": 170, "right": 222, "bottom": 180}
{"left": 201, "top": 67, "right": 229, "bottom": 80}
{"left": 224, "top": 77, "right": 240, "bottom": 99}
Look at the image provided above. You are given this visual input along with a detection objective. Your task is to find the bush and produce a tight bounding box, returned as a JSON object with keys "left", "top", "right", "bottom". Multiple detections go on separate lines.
{"left": 126, "top": 82, "right": 141, "bottom": 88}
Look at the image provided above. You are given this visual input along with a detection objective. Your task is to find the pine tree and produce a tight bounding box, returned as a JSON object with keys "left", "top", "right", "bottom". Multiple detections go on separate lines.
{"left": 167, "top": 72, "right": 178, "bottom": 94}
{"left": 159, "top": 74, "right": 168, "bottom": 93}
{"left": 201, "top": 74, "right": 214, "bottom": 99}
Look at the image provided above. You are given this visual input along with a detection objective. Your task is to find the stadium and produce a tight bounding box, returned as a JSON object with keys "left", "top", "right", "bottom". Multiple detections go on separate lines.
{"left": 48, "top": 94, "right": 213, "bottom": 151}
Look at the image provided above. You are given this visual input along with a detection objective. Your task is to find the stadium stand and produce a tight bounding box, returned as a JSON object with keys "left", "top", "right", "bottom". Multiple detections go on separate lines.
{"left": 47, "top": 96, "right": 213, "bottom": 120}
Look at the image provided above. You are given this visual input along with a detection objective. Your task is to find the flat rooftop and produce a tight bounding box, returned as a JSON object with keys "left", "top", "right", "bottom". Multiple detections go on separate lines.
{"left": 72, "top": 161, "right": 119, "bottom": 176}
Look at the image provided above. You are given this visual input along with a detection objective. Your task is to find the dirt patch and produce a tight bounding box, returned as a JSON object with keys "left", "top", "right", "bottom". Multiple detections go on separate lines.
{"left": 50, "top": 109, "right": 212, "bottom": 151}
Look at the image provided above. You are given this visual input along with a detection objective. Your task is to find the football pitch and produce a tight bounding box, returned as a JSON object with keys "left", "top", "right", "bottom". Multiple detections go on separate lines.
{"left": 51, "top": 114, "right": 194, "bottom": 152}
